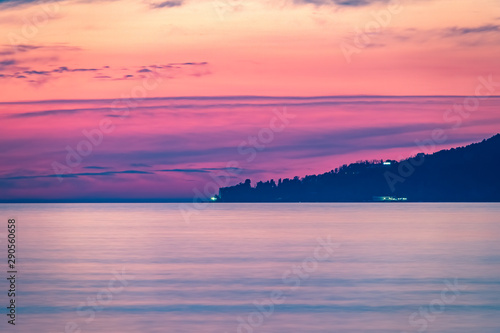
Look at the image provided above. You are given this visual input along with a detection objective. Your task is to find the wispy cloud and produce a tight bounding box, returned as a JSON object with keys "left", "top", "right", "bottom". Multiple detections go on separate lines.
{"left": 149, "top": 0, "right": 183, "bottom": 9}
{"left": 0, "top": 170, "right": 154, "bottom": 180}
{"left": 0, "top": 0, "right": 44, "bottom": 8}
{"left": 0, "top": 44, "right": 41, "bottom": 56}
{"left": 0, "top": 0, "right": 184, "bottom": 9}
{"left": 3, "top": 95, "right": 465, "bottom": 119}
{"left": 0, "top": 61, "right": 211, "bottom": 85}
{"left": 0, "top": 44, "right": 79, "bottom": 55}
{"left": 443, "top": 24, "right": 500, "bottom": 37}
{"left": 0, "top": 59, "right": 16, "bottom": 69}
{"left": 292, "top": 0, "right": 390, "bottom": 7}
{"left": 157, "top": 167, "right": 241, "bottom": 173}
{"left": 83, "top": 166, "right": 111, "bottom": 169}
{"left": 347, "top": 23, "right": 500, "bottom": 51}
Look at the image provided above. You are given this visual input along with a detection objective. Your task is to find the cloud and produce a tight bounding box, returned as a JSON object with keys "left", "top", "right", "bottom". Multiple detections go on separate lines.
{"left": 8, "top": 106, "right": 115, "bottom": 118}
{"left": 0, "top": 170, "right": 154, "bottom": 180}
{"left": 83, "top": 166, "right": 111, "bottom": 169}
{"left": 166, "top": 62, "right": 208, "bottom": 67}
{"left": 157, "top": 168, "right": 210, "bottom": 173}
{"left": 293, "top": 0, "right": 390, "bottom": 6}
{"left": 0, "top": 58, "right": 210, "bottom": 84}
{"left": 71, "top": 68, "right": 98, "bottom": 72}
{"left": 50, "top": 66, "right": 98, "bottom": 73}
{"left": 0, "top": 44, "right": 42, "bottom": 55}
{"left": 0, "top": 43, "right": 96, "bottom": 85}
{"left": 350, "top": 23, "right": 500, "bottom": 50}
{"left": 0, "top": 44, "right": 77, "bottom": 56}
{"left": 149, "top": 0, "right": 183, "bottom": 9}
{"left": 4, "top": 95, "right": 439, "bottom": 119}
{"left": 0, "top": 0, "right": 183, "bottom": 9}
{"left": 443, "top": 24, "right": 500, "bottom": 37}
{"left": 24, "top": 70, "right": 51, "bottom": 75}
{"left": 14, "top": 44, "right": 41, "bottom": 52}
{"left": 52, "top": 66, "right": 69, "bottom": 73}
{"left": 0, "top": 61, "right": 211, "bottom": 85}
{"left": 1, "top": 65, "right": 109, "bottom": 84}
{"left": 0, "top": 59, "right": 16, "bottom": 69}
{"left": 157, "top": 167, "right": 242, "bottom": 174}
{"left": 0, "top": 0, "right": 41, "bottom": 8}
{"left": 0, "top": 95, "right": 416, "bottom": 105}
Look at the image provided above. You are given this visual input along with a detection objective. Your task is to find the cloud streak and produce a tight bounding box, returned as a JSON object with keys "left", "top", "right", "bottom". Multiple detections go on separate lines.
{"left": 0, "top": 170, "right": 154, "bottom": 180}
{"left": 367, "top": 23, "right": 500, "bottom": 49}
{"left": 6, "top": 95, "right": 497, "bottom": 119}
{"left": 149, "top": 0, "right": 183, "bottom": 9}
{"left": 292, "top": 0, "right": 391, "bottom": 6}
{"left": 443, "top": 24, "right": 500, "bottom": 37}
{"left": 0, "top": 61, "right": 210, "bottom": 85}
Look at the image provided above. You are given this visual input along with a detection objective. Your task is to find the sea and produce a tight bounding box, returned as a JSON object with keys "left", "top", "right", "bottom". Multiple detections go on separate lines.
{"left": 0, "top": 203, "right": 499, "bottom": 332}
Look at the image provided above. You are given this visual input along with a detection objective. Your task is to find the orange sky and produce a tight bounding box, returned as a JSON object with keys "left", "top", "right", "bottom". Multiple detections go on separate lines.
{"left": 0, "top": 0, "right": 499, "bottom": 100}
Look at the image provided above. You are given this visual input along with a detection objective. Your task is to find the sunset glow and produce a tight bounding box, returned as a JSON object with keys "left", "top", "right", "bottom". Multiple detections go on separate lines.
{"left": 1, "top": 0, "right": 499, "bottom": 201}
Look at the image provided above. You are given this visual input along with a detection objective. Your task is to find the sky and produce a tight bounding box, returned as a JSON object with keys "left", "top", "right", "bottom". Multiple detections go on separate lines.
{"left": 0, "top": 0, "right": 500, "bottom": 201}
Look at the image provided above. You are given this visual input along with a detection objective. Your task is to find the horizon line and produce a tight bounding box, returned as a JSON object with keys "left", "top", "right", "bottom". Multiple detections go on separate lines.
{"left": 2, "top": 201, "right": 500, "bottom": 204}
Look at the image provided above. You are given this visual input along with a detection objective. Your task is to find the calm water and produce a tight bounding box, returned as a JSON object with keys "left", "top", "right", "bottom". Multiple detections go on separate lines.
{"left": 0, "top": 203, "right": 499, "bottom": 332}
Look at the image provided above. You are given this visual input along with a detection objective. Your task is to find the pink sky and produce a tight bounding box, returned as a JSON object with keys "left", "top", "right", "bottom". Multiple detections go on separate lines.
{"left": 0, "top": 0, "right": 499, "bottom": 200}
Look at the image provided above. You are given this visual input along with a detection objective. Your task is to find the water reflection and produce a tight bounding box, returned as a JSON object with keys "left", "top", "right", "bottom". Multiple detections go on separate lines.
{"left": 0, "top": 203, "right": 499, "bottom": 332}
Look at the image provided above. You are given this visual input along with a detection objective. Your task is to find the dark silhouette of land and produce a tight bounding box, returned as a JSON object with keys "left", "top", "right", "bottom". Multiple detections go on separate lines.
{"left": 217, "top": 134, "right": 500, "bottom": 202}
